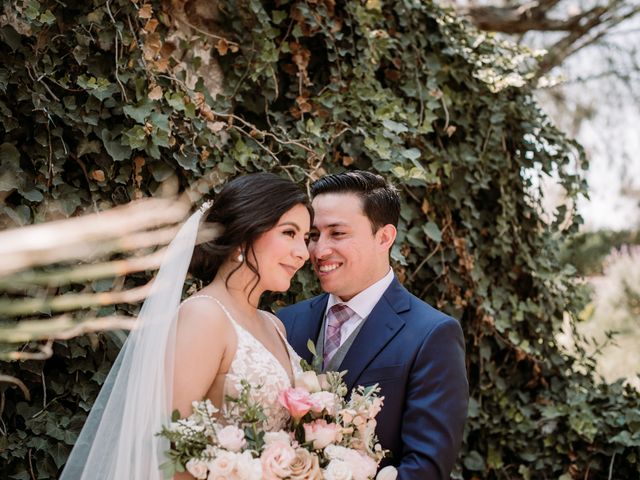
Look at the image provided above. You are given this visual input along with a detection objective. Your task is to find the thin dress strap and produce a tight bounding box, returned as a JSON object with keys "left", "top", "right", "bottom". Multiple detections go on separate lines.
{"left": 260, "top": 311, "right": 288, "bottom": 343}
{"left": 178, "top": 295, "right": 239, "bottom": 327}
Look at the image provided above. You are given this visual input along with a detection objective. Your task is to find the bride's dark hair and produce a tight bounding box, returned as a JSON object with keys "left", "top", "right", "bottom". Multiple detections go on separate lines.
{"left": 189, "top": 172, "right": 312, "bottom": 289}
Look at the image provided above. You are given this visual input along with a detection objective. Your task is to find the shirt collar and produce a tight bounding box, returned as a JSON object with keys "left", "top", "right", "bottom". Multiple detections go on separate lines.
{"left": 325, "top": 268, "right": 395, "bottom": 319}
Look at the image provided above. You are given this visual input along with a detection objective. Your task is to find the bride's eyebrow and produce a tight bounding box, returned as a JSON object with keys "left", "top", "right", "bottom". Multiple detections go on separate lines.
{"left": 278, "top": 221, "right": 301, "bottom": 231}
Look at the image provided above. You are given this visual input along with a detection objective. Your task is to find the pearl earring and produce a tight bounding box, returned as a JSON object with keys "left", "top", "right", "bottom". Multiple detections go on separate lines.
{"left": 236, "top": 253, "right": 244, "bottom": 263}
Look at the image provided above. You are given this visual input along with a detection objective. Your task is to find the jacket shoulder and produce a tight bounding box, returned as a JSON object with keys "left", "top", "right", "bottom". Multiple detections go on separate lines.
{"left": 276, "top": 294, "right": 325, "bottom": 320}
{"left": 400, "top": 289, "right": 461, "bottom": 333}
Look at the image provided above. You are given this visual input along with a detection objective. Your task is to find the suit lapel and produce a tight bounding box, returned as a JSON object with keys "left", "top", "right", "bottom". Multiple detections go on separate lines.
{"left": 290, "top": 294, "right": 328, "bottom": 363}
{"left": 340, "top": 278, "right": 410, "bottom": 390}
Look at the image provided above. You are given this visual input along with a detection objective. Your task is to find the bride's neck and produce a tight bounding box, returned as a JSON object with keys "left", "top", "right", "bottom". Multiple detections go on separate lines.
{"left": 204, "top": 263, "right": 264, "bottom": 318}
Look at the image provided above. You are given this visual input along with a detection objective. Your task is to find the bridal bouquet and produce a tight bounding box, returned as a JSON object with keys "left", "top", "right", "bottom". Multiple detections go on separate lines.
{"left": 159, "top": 355, "right": 396, "bottom": 479}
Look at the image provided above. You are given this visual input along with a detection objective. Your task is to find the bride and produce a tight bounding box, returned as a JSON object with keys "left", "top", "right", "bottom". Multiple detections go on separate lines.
{"left": 61, "top": 173, "right": 312, "bottom": 479}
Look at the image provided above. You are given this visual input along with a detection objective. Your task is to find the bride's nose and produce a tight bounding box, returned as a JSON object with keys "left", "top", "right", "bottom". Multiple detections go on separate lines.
{"left": 293, "top": 237, "right": 309, "bottom": 261}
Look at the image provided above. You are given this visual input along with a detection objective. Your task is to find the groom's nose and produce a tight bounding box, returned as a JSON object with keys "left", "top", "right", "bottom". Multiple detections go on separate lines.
{"left": 309, "top": 234, "right": 331, "bottom": 260}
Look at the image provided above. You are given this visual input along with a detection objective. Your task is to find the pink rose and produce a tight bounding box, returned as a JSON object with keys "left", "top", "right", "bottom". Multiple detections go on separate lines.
{"left": 278, "top": 387, "right": 314, "bottom": 420}
{"left": 261, "top": 441, "right": 296, "bottom": 479}
{"left": 304, "top": 419, "right": 342, "bottom": 450}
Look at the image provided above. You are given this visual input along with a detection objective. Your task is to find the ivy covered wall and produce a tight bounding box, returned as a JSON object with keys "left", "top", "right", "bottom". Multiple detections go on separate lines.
{"left": 1, "top": 0, "right": 639, "bottom": 478}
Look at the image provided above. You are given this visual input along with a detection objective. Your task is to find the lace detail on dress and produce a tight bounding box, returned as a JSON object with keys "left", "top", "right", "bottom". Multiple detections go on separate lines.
{"left": 180, "top": 296, "right": 302, "bottom": 431}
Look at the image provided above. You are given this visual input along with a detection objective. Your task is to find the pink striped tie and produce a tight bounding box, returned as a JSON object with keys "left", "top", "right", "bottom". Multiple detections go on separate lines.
{"left": 324, "top": 304, "right": 354, "bottom": 366}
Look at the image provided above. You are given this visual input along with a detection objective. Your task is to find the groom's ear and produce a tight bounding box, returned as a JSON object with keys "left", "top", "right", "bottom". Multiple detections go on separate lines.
{"left": 376, "top": 224, "right": 397, "bottom": 252}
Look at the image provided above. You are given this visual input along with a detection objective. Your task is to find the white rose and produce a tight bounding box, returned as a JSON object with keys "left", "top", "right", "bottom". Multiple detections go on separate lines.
{"left": 264, "top": 430, "right": 292, "bottom": 445}
{"left": 186, "top": 459, "right": 208, "bottom": 479}
{"left": 324, "top": 444, "right": 349, "bottom": 461}
{"left": 217, "top": 425, "right": 246, "bottom": 452}
{"left": 324, "top": 459, "right": 353, "bottom": 480}
{"left": 295, "top": 371, "right": 322, "bottom": 393}
{"left": 304, "top": 420, "right": 342, "bottom": 450}
{"left": 235, "top": 451, "right": 262, "bottom": 480}
{"left": 376, "top": 466, "right": 398, "bottom": 480}
{"left": 310, "top": 391, "right": 339, "bottom": 415}
{"left": 343, "top": 450, "right": 377, "bottom": 480}
{"left": 207, "top": 450, "right": 236, "bottom": 479}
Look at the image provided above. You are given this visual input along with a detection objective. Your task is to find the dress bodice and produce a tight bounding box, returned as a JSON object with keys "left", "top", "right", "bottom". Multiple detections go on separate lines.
{"left": 180, "top": 295, "right": 302, "bottom": 431}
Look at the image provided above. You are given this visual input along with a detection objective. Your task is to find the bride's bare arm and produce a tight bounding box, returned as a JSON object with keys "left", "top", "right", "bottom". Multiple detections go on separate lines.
{"left": 172, "top": 300, "right": 232, "bottom": 480}
{"left": 172, "top": 299, "right": 232, "bottom": 418}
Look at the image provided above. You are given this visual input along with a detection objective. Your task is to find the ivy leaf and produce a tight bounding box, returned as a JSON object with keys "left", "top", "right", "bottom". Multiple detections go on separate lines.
{"left": 77, "top": 138, "right": 102, "bottom": 157}
{"left": 382, "top": 119, "right": 408, "bottom": 133}
{"left": 50, "top": 443, "right": 70, "bottom": 468}
{"left": 401, "top": 148, "right": 421, "bottom": 161}
{"left": 463, "top": 451, "right": 485, "bottom": 471}
{"left": 272, "top": 10, "right": 287, "bottom": 24}
{"left": 423, "top": 221, "right": 442, "bottom": 243}
{"left": 123, "top": 102, "right": 155, "bottom": 124}
{"left": 38, "top": 9, "right": 56, "bottom": 25}
{"left": 0, "top": 142, "right": 23, "bottom": 191}
{"left": 100, "top": 128, "right": 132, "bottom": 161}
{"left": 20, "top": 189, "right": 43, "bottom": 202}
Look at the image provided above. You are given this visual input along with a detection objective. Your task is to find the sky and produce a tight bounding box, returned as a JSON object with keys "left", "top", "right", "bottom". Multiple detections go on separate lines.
{"left": 532, "top": 6, "right": 640, "bottom": 231}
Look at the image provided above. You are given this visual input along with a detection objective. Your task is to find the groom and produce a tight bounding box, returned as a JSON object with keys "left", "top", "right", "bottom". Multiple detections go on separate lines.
{"left": 277, "top": 171, "right": 468, "bottom": 479}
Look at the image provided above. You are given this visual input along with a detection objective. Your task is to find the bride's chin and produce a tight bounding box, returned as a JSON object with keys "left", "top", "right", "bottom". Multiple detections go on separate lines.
{"left": 273, "top": 280, "right": 292, "bottom": 292}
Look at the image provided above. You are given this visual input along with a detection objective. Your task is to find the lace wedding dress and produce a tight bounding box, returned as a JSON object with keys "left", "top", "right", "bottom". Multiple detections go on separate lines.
{"left": 181, "top": 295, "right": 303, "bottom": 431}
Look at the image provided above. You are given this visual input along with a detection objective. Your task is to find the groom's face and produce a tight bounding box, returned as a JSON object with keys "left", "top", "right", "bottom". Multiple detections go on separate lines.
{"left": 308, "top": 193, "right": 385, "bottom": 301}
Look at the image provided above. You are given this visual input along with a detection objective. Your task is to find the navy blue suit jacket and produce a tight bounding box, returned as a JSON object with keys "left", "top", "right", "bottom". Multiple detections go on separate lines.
{"left": 277, "top": 277, "right": 468, "bottom": 480}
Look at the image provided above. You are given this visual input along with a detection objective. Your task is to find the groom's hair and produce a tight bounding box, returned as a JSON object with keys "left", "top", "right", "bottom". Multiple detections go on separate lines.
{"left": 311, "top": 171, "right": 400, "bottom": 232}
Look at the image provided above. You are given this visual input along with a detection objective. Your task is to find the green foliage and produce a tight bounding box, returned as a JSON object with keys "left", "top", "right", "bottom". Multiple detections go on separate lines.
{"left": 561, "top": 229, "right": 640, "bottom": 276}
{"left": 1, "top": 0, "right": 639, "bottom": 479}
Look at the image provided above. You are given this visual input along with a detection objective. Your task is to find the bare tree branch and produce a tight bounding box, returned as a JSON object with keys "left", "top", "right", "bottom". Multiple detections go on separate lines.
{"left": 464, "top": 0, "right": 577, "bottom": 33}
{"left": 458, "top": 0, "right": 640, "bottom": 75}
{"left": 537, "top": 5, "right": 640, "bottom": 76}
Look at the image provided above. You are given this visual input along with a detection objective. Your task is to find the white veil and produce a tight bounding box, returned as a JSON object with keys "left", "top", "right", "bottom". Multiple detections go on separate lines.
{"left": 61, "top": 201, "right": 214, "bottom": 479}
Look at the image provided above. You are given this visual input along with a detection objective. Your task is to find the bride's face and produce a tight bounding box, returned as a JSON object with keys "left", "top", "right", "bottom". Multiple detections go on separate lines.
{"left": 250, "top": 203, "right": 311, "bottom": 292}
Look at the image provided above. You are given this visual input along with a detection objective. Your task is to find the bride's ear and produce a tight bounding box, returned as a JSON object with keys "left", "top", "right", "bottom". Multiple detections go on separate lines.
{"left": 376, "top": 224, "right": 397, "bottom": 252}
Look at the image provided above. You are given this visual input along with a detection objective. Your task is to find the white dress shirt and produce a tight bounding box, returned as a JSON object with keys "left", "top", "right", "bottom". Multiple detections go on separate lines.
{"left": 323, "top": 268, "right": 395, "bottom": 349}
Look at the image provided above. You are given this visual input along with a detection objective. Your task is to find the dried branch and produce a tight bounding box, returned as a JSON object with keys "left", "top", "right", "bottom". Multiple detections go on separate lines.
{"left": 0, "top": 197, "right": 190, "bottom": 276}
{"left": 0, "top": 249, "right": 167, "bottom": 291}
{"left": 0, "top": 314, "right": 136, "bottom": 343}
{"left": 0, "top": 375, "right": 30, "bottom": 400}
{"left": 0, "top": 283, "right": 153, "bottom": 316}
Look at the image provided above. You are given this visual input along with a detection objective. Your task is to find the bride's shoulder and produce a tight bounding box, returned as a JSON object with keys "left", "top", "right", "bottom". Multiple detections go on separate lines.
{"left": 177, "top": 295, "right": 232, "bottom": 334}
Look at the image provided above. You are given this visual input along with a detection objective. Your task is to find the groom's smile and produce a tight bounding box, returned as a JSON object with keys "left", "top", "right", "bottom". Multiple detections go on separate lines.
{"left": 317, "top": 262, "right": 342, "bottom": 273}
